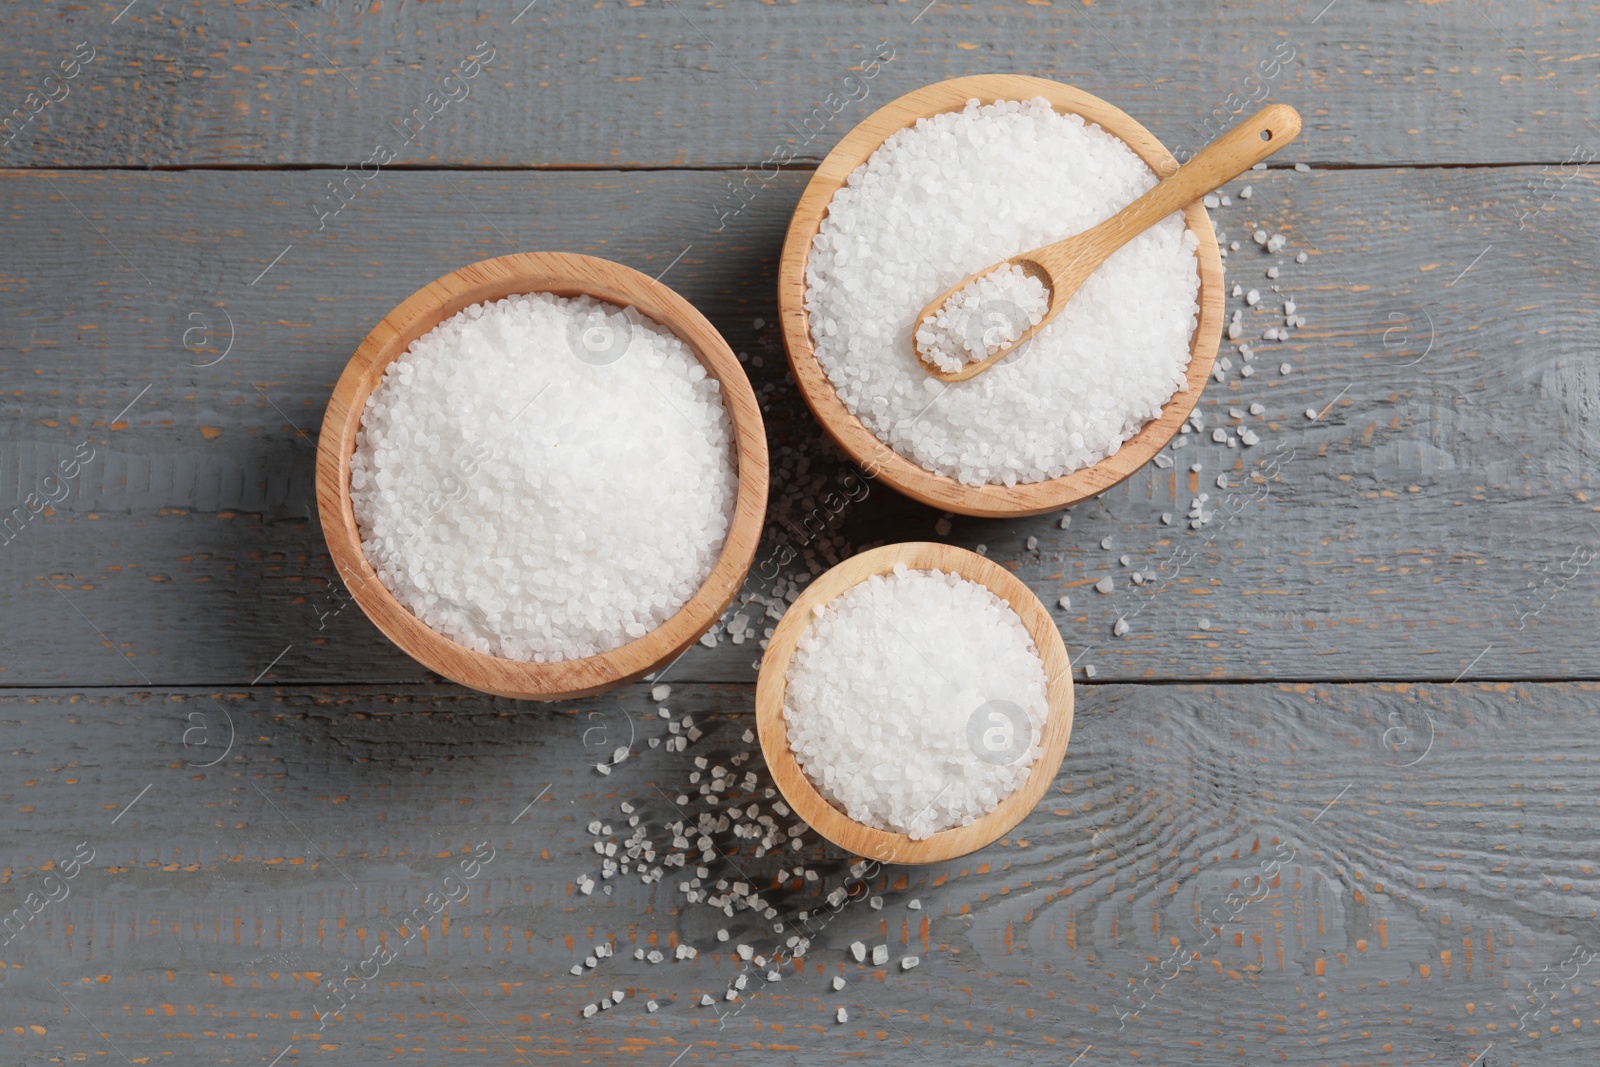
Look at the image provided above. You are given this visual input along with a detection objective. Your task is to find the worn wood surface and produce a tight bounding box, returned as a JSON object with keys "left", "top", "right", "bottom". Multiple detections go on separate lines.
{"left": 1, "top": 165, "right": 1596, "bottom": 686}
{"left": 4, "top": 2, "right": 1600, "bottom": 1065}
{"left": 0, "top": 681, "right": 1596, "bottom": 1066}
{"left": 1, "top": 0, "right": 1599, "bottom": 168}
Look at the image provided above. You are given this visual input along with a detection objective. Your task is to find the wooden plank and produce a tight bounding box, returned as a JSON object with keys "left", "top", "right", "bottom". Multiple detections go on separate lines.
{"left": 2, "top": 165, "right": 1596, "bottom": 686}
{"left": 0, "top": 680, "right": 1594, "bottom": 1065}
{"left": 0, "top": 0, "right": 1597, "bottom": 168}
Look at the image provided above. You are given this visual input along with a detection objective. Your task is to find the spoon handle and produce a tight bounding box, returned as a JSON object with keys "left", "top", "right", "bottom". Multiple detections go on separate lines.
{"left": 1039, "top": 104, "right": 1301, "bottom": 279}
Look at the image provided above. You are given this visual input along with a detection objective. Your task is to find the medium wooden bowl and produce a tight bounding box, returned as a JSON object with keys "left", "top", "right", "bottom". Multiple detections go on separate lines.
{"left": 755, "top": 543, "right": 1074, "bottom": 865}
{"left": 777, "top": 74, "right": 1225, "bottom": 518}
{"left": 315, "top": 252, "right": 768, "bottom": 701}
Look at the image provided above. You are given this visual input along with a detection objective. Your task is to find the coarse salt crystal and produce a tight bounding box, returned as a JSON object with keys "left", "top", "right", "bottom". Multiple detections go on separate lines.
{"left": 350, "top": 293, "right": 738, "bottom": 662}
{"left": 807, "top": 97, "right": 1200, "bottom": 487}
{"left": 783, "top": 569, "right": 1048, "bottom": 839}
{"left": 915, "top": 263, "right": 1051, "bottom": 373}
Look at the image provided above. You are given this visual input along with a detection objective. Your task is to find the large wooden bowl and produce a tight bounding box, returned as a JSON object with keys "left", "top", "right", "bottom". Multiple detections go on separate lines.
{"left": 777, "top": 74, "right": 1225, "bottom": 518}
{"left": 316, "top": 252, "right": 768, "bottom": 701}
{"left": 755, "top": 543, "right": 1074, "bottom": 865}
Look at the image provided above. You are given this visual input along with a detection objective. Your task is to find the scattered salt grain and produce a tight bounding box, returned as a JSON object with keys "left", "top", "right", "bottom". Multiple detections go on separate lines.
{"left": 350, "top": 293, "right": 738, "bottom": 662}
{"left": 837, "top": 1006, "right": 849, "bottom": 1024}
{"left": 783, "top": 568, "right": 1049, "bottom": 839}
{"left": 652, "top": 684, "right": 672, "bottom": 701}
{"left": 901, "top": 956, "right": 921, "bottom": 970}
{"left": 908, "top": 898, "right": 922, "bottom": 910}
{"left": 1095, "top": 576, "right": 1114, "bottom": 594}
{"left": 806, "top": 97, "right": 1201, "bottom": 487}
{"left": 871, "top": 944, "right": 889, "bottom": 966}
{"left": 851, "top": 941, "right": 867, "bottom": 962}
{"left": 833, "top": 976, "right": 846, "bottom": 990}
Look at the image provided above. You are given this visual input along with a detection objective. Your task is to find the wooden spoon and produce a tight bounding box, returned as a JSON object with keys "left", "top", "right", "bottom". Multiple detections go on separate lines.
{"left": 914, "top": 103, "right": 1302, "bottom": 383}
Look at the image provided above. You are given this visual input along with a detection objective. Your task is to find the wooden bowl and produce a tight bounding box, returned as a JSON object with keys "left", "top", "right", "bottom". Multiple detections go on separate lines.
{"left": 315, "top": 252, "right": 768, "bottom": 701}
{"left": 777, "top": 74, "right": 1225, "bottom": 518}
{"left": 755, "top": 543, "right": 1074, "bottom": 865}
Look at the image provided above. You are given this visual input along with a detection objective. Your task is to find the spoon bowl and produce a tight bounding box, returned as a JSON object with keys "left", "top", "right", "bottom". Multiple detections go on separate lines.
{"left": 778, "top": 74, "right": 1227, "bottom": 518}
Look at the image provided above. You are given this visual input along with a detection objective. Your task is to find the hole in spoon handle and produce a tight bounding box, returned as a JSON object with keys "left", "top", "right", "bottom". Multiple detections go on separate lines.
{"left": 1221, "top": 104, "right": 1302, "bottom": 170}
{"left": 1161, "top": 104, "right": 1302, "bottom": 204}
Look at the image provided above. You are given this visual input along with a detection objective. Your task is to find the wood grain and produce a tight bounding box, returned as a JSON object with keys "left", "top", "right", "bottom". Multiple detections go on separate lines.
{"left": 777, "top": 74, "right": 1225, "bottom": 517}
{"left": 1, "top": 166, "right": 1595, "bottom": 687}
{"left": 315, "top": 251, "right": 769, "bottom": 700}
{"left": 0, "top": 680, "right": 1595, "bottom": 1065}
{"left": 755, "top": 542, "right": 1074, "bottom": 864}
{"left": 3, "top": 2, "right": 1598, "bottom": 1063}
{"left": 0, "top": 0, "right": 1596, "bottom": 168}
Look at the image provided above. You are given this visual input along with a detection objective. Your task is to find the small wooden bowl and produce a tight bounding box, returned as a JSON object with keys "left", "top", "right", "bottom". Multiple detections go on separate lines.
{"left": 777, "top": 74, "right": 1225, "bottom": 518}
{"left": 315, "top": 252, "right": 769, "bottom": 701}
{"left": 755, "top": 543, "right": 1074, "bottom": 865}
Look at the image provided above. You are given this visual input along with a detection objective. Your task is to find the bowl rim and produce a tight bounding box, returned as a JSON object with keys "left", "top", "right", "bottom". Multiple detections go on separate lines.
{"left": 755, "top": 542, "right": 1075, "bottom": 865}
{"left": 314, "top": 251, "right": 769, "bottom": 701}
{"left": 777, "top": 73, "right": 1225, "bottom": 518}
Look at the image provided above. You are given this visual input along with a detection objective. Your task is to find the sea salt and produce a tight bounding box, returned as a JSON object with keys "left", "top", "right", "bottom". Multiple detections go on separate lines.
{"left": 915, "top": 263, "right": 1051, "bottom": 373}
{"left": 806, "top": 97, "right": 1201, "bottom": 487}
{"left": 783, "top": 566, "right": 1049, "bottom": 839}
{"left": 350, "top": 292, "right": 738, "bottom": 661}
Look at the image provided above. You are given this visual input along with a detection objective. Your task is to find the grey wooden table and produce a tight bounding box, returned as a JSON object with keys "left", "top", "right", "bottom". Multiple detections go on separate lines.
{"left": 3, "top": 1, "right": 1598, "bottom": 1064}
